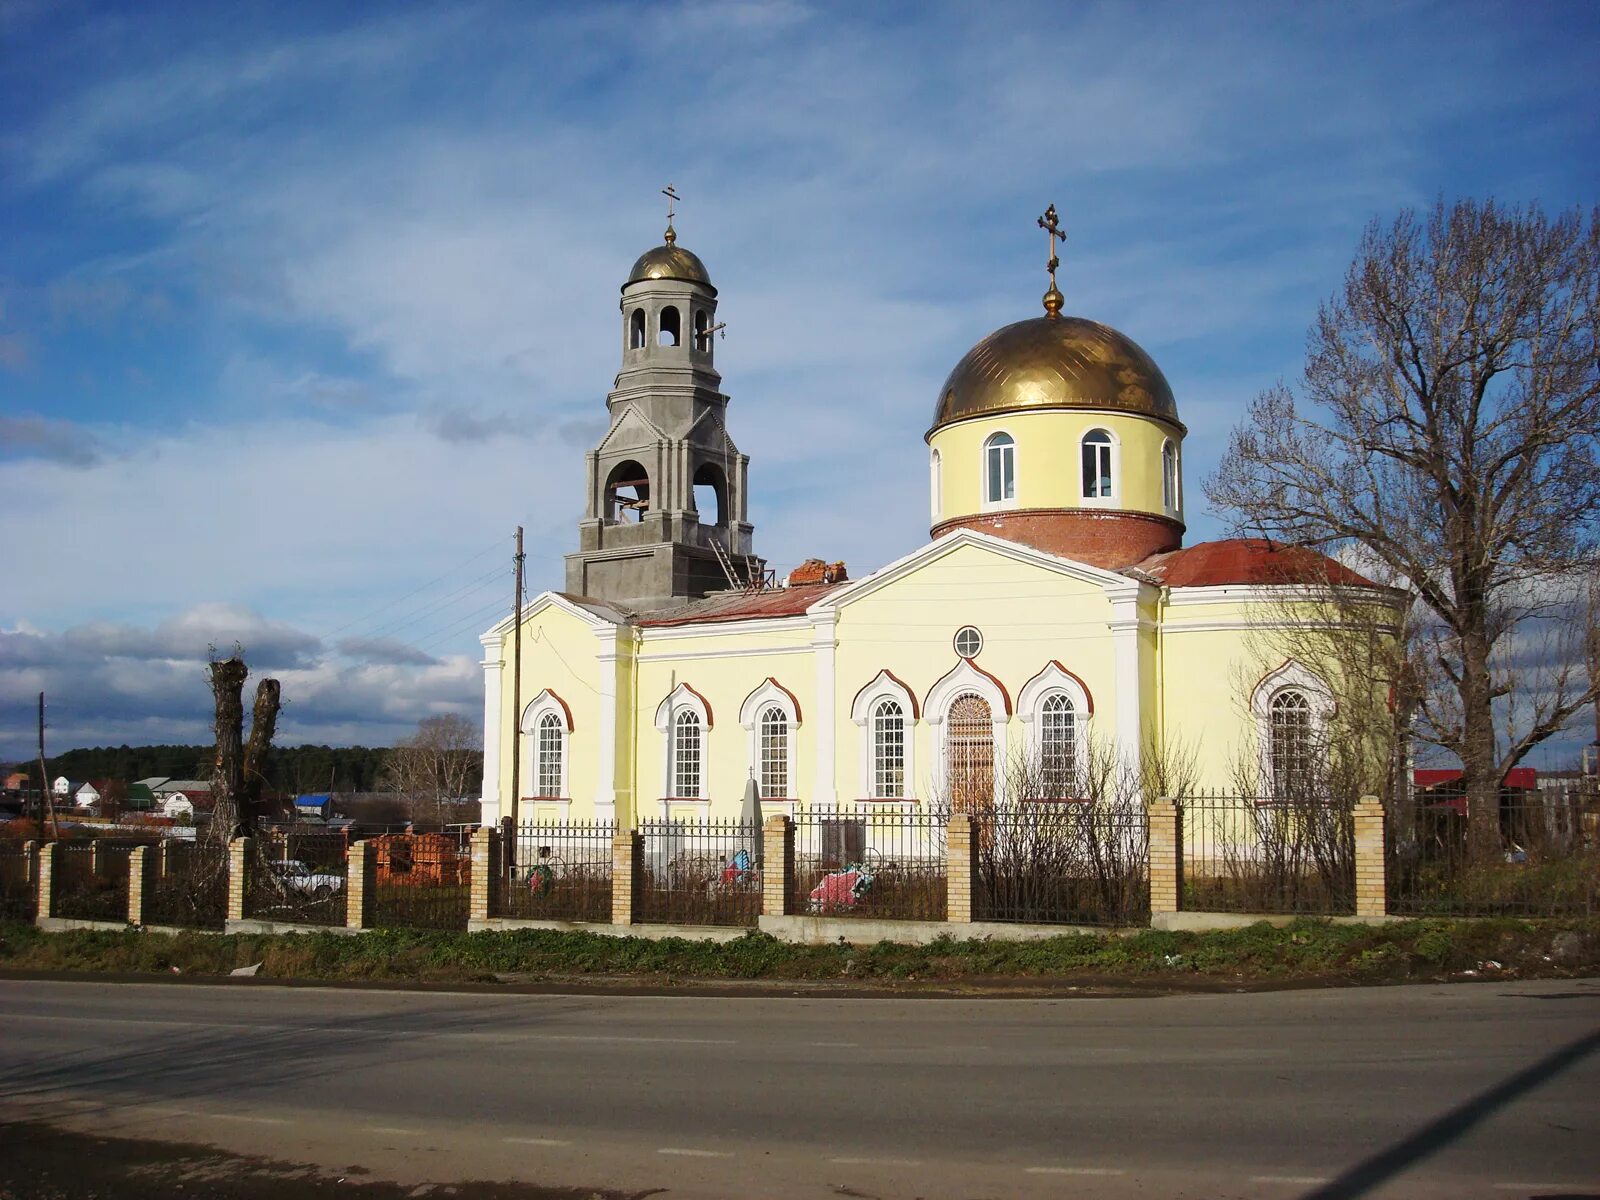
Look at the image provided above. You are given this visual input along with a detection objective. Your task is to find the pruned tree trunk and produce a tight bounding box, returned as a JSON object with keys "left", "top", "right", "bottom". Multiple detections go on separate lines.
{"left": 209, "top": 655, "right": 281, "bottom": 842}
{"left": 243, "top": 677, "right": 281, "bottom": 821}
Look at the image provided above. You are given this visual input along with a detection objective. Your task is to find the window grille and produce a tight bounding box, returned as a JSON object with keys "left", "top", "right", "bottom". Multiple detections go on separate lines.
{"left": 946, "top": 692, "right": 994, "bottom": 809}
{"left": 872, "top": 700, "right": 905, "bottom": 799}
{"left": 673, "top": 709, "right": 703, "bottom": 798}
{"left": 535, "top": 712, "right": 563, "bottom": 797}
{"left": 1082, "top": 429, "right": 1113, "bottom": 498}
{"left": 1269, "top": 689, "right": 1313, "bottom": 798}
{"left": 953, "top": 626, "right": 983, "bottom": 658}
{"left": 1040, "top": 693, "right": 1075, "bottom": 794}
{"left": 759, "top": 705, "right": 789, "bottom": 798}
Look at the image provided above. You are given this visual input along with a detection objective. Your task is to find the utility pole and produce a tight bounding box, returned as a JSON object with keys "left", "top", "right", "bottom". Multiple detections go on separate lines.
{"left": 37, "top": 692, "right": 58, "bottom": 839}
{"left": 508, "top": 526, "right": 525, "bottom": 849}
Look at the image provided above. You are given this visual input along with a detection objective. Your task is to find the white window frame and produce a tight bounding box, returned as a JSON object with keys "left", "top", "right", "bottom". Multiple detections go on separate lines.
{"left": 929, "top": 449, "right": 942, "bottom": 523}
{"left": 1017, "top": 662, "right": 1094, "bottom": 799}
{"left": 982, "top": 431, "right": 1017, "bottom": 510}
{"left": 925, "top": 658, "right": 1011, "bottom": 807}
{"left": 739, "top": 677, "right": 802, "bottom": 807}
{"left": 849, "top": 669, "right": 919, "bottom": 803}
{"left": 1080, "top": 427, "right": 1119, "bottom": 506}
{"left": 1161, "top": 438, "right": 1180, "bottom": 516}
{"left": 1249, "top": 661, "right": 1335, "bottom": 797}
{"left": 520, "top": 689, "right": 574, "bottom": 810}
{"left": 654, "top": 682, "right": 712, "bottom": 811}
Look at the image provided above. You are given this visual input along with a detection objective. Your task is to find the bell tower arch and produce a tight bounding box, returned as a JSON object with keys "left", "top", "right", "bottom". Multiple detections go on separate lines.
{"left": 565, "top": 214, "right": 764, "bottom": 612}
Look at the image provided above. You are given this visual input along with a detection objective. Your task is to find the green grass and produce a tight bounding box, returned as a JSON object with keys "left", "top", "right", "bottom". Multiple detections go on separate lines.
{"left": 1, "top": 917, "right": 1596, "bottom": 987}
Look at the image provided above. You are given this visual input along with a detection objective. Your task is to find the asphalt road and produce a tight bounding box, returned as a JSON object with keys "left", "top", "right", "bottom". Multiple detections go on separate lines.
{"left": 0, "top": 978, "right": 1596, "bottom": 1199}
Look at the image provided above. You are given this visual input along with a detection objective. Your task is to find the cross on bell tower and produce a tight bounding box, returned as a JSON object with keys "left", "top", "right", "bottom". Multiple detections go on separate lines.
{"left": 564, "top": 199, "right": 764, "bottom": 612}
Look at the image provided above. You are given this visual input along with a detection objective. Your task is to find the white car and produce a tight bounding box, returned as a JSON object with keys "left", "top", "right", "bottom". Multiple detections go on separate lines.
{"left": 269, "top": 859, "right": 344, "bottom": 898}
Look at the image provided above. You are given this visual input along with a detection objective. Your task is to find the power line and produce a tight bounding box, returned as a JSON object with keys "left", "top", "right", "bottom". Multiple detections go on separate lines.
{"left": 318, "top": 534, "right": 511, "bottom": 642}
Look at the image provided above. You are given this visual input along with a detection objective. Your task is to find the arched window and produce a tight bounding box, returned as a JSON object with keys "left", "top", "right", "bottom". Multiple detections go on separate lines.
{"left": 629, "top": 308, "right": 646, "bottom": 350}
{"left": 759, "top": 705, "right": 789, "bottom": 798}
{"left": 1162, "top": 440, "right": 1179, "bottom": 512}
{"left": 658, "top": 305, "right": 681, "bottom": 347}
{"left": 694, "top": 308, "right": 709, "bottom": 350}
{"left": 535, "top": 712, "right": 564, "bottom": 797}
{"left": 872, "top": 699, "right": 905, "bottom": 799}
{"left": 946, "top": 693, "right": 994, "bottom": 810}
{"left": 673, "top": 709, "right": 703, "bottom": 798}
{"left": 929, "top": 450, "right": 942, "bottom": 521}
{"left": 1040, "top": 693, "right": 1075, "bottom": 795}
{"left": 692, "top": 462, "right": 726, "bottom": 527}
{"left": 1082, "top": 429, "right": 1114, "bottom": 499}
{"left": 984, "top": 432, "right": 1015, "bottom": 505}
{"left": 1269, "top": 689, "right": 1313, "bottom": 798}
{"left": 605, "top": 460, "right": 651, "bottom": 523}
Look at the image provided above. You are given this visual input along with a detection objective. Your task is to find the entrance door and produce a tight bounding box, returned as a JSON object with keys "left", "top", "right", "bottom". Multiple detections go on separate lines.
{"left": 946, "top": 693, "right": 995, "bottom": 812}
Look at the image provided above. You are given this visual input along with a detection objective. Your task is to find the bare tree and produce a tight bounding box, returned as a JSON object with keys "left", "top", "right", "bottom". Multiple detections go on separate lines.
{"left": 381, "top": 714, "right": 482, "bottom": 826}
{"left": 1207, "top": 199, "right": 1600, "bottom": 856}
{"left": 208, "top": 651, "right": 282, "bottom": 843}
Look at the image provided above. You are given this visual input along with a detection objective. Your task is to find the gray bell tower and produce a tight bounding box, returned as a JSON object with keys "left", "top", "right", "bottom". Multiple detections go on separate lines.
{"left": 564, "top": 218, "right": 764, "bottom": 613}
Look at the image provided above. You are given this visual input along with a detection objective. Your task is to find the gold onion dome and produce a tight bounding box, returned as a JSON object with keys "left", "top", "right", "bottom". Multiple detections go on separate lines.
{"left": 624, "top": 223, "right": 715, "bottom": 292}
{"left": 929, "top": 313, "right": 1180, "bottom": 436}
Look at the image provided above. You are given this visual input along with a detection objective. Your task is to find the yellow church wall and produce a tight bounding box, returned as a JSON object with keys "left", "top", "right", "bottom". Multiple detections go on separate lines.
{"left": 829, "top": 540, "right": 1120, "bottom": 801}
{"left": 1154, "top": 623, "right": 1263, "bottom": 788}
{"left": 631, "top": 619, "right": 817, "bottom": 817}
{"left": 494, "top": 601, "right": 612, "bottom": 823}
{"left": 929, "top": 410, "right": 1182, "bottom": 525}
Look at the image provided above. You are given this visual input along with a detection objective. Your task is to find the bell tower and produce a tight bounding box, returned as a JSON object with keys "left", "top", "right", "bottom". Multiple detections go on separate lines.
{"left": 564, "top": 204, "right": 763, "bottom": 612}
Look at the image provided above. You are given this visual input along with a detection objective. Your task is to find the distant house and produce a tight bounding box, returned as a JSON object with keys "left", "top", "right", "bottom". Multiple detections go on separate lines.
{"left": 52, "top": 776, "right": 79, "bottom": 798}
{"left": 295, "top": 794, "right": 335, "bottom": 820}
{"left": 155, "top": 779, "right": 214, "bottom": 821}
{"left": 73, "top": 780, "right": 105, "bottom": 809}
{"left": 2, "top": 772, "right": 27, "bottom": 793}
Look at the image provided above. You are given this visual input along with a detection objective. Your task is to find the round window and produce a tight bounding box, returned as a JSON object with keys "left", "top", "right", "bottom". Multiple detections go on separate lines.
{"left": 953, "top": 626, "right": 983, "bottom": 658}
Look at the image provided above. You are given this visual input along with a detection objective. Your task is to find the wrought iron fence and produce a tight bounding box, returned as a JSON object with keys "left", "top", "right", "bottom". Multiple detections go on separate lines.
{"left": 1181, "top": 793, "right": 1355, "bottom": 915}
{"left": 789, "top": 805, "right": 947, "bottom": 921}
{"left": 246, "top": 830, "right": 348, "bottom": 925}
{"left": 497, "top": 821, "right": 614, "bottom": 923}
{"left": 0, "top": 844, "right": 35, "bottom": 922}
{"left": 53, "top": 840, "right": 136, "bottom": 923}
{"left": 1387, "top": 791, "right": 1599, "bottom": 917}
{"left": 368, "top": 832, "right": 470, "bottom": 931}
{"left": 638, "top": 819, "right": 760, "bottom": 927}
{"left": 974, "top": 801, "right": 1149, "bottom": 926}
{"left": 144, "top": 840, "right": 229, "bottom": 929}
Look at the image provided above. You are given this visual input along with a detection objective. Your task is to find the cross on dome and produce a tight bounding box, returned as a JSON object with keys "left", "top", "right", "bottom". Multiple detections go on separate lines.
{"left": 1037, "top": 203, "right": 1066, "bottom": 317}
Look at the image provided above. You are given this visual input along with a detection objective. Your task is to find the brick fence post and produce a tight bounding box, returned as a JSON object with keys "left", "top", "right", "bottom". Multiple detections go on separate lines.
{"left": 611, "top": 830, "right": 642, "bottom": 926}
{"left": 469, "top": 826, "right": 498, "bottom": 922}
{"left": 21, "top": 840, "right": 38, "bottom": 896}
{"left": 1353, "top": 795, "right": 1387, "bottom": 919}
{"left": 127, "top": 845, "right": 156, "bottom": 926}
{"left": 946, "top": 812, "right": 978, "bottom": 923}
{"left": 36, "top": 841, "right": 59, "bottom": 923}
{"left": 1148, "top": 797, "right": 1181, "bottom": 916}
{"left": 227, "top": 837, "right": 251, "bottom": 922}
{"left": 345, "top": 840, "right": 376, "bottom": 930}
{"left": 762, "top": 815, "right": 793, "bottom": 917}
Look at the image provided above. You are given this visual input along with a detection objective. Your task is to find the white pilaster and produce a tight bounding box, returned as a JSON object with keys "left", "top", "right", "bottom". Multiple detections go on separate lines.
{"left": 810, "top": 612, "right": 838, "bottom": 806}
{"left": 479, "top": 630, "right": 506, "bottom": 826}
{"left": 1105, "top": 581, "right": 1153, "bottom": 785}
{"left": 593, "top": 627, "right": 624, "bottom": 824}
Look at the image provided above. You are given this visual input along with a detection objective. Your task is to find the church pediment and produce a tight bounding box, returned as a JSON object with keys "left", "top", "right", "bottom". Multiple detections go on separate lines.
{"left": 595, "top": 403, "right": 668, "bottom": 455}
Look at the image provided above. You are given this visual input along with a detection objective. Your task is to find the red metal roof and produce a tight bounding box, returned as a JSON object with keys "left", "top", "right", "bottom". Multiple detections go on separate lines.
{"left": 638, "top": 582, "right": 848, "bottom": 627}
{"left": 1136, "top": 538, "right": 1381, "bottom": 589}
{"left": 1414, "top": 767, "right": 1538, "bottom": 791}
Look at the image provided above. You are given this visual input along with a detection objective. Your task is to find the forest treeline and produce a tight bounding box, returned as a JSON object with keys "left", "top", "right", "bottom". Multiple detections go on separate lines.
{"left": 11, "top": 744, "right": 397, "bottom": 794}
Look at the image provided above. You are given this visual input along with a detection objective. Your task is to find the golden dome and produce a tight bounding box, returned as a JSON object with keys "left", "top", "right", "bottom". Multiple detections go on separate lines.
{"left": 929, "top": 315, "right": 1179, "bottom": 436}
{"left": 624, "top": 227, "right": 715, "bottom": 293}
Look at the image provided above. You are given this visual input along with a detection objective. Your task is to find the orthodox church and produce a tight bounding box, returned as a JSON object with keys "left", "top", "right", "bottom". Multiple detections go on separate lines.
{"left": 480, "top": 209, "right": 1389, "bottom": 827}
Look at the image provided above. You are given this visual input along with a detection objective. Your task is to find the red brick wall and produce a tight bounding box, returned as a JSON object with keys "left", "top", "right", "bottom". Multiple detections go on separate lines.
{"left": 931, "top": 509, "right": 1182, "bottom": 570}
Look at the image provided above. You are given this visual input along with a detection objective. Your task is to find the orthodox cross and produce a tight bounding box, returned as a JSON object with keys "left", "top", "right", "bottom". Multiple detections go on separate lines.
{"left": 1037, "top": 203, "right": 1065, "bottom": 299}
{"left": 662, "top": 183, "right": 680, "bottom": 241}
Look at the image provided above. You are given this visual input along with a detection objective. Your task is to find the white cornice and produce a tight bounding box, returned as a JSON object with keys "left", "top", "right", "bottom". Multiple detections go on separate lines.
{"left": 638, "top": 615, "right": 812, "bottom": 641}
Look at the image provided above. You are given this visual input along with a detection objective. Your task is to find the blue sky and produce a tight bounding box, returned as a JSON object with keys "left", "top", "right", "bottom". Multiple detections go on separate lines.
{"left": 2, "top": 0, "right": 1597, "bottom": 761}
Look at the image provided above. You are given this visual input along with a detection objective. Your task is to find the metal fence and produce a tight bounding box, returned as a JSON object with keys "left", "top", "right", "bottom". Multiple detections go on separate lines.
{"left": 974, "top": 801, "right": 1149, "bottom": 926}
{"left": 246, "top": 830, "right": 348, "bottom": 925}
{"left": 1181, "top": 794, "right": 1355, "bottom": 915}
{"left": 789, "top": 805, "right": 947, "bottom": 921}
{"left": 53, "top": 840, "right": 135, "bottom": 923}
{"left": 497, "top": 821, "right": 614, "bottom": 923}
{"left": 0, "top": 844, "right": 35, "bottom": 922}
{"left": 637, "top": 819, "right": 760, "bottom": 927}
{"left": 370, "top": 833, "right": 470, "bottom": 931}
{"left": 1387, "top": 792, "right": 1599, "bottom": 917}
{"left": 144, "top": 840, "right": 229, "bottom": 929}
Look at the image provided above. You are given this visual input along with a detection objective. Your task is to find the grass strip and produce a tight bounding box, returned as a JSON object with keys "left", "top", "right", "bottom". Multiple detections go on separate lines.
{"left": 1, "top": 918, "right": 1595, "bottom": 988}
